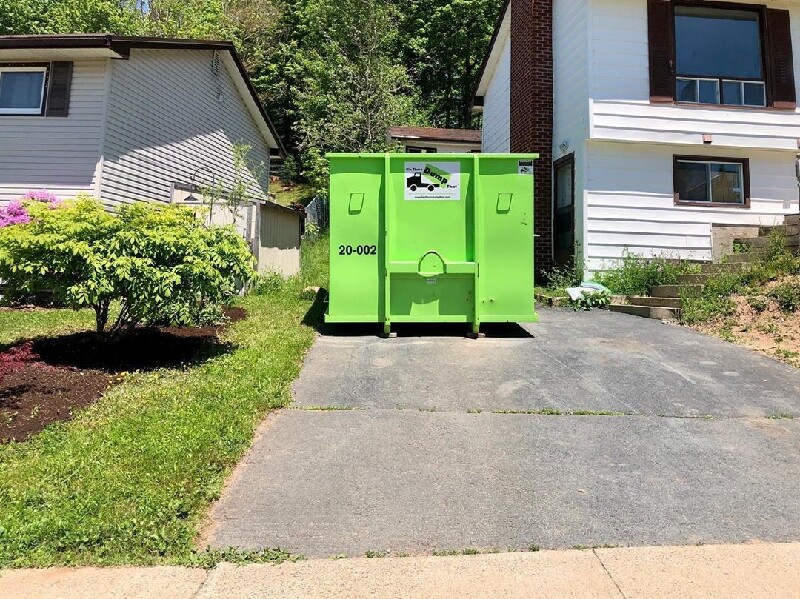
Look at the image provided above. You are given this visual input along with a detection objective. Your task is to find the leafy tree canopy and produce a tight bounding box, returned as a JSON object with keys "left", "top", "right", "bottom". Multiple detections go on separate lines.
{"left": 0, "top": 0, "right": 504, "bottom": 181}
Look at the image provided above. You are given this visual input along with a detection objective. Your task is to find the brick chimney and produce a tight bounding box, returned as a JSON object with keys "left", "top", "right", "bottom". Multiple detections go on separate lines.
{"left": 509, "top": 0, "right": 554, "bottom": 275}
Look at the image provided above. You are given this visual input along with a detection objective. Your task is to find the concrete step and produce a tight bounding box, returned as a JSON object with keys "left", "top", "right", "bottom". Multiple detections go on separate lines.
{"left": 678, "top": 273, "right": 711, "bottom": 285}
{"left": 760, "top": 224, "right": 800, "bottom": 237}
{"left": 609, "top": 304, "right": 680, "bottom": 321}
{"left": 651, "top": 284, "right": 703, "bottom": 297}
{"left": 701, "top": 262, "right": 746, "bottom": 273}
{"left": 627, "top": 296, "right": 682, "bottom": 309}
{"left": 734, "top": 236, "right": 800, "bottom": 248}
{"left": 724, "top": 252, "right": 760, "bottom": 264}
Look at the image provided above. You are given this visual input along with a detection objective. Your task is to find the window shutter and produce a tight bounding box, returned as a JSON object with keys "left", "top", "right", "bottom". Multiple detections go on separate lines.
{"left": 765, "top": 9, "right": 796, "bottom": 110}
{"left": 45, "top": 62, "right": 73, "bottom": 117}
{"left": 647, "top": 0, "right": 675, "bottom": 103}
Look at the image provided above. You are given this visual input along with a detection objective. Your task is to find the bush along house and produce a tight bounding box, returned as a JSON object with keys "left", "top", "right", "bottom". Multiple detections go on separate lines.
{"left": 0, "top": 34, "right": 303, "bottom": 276}
{"left": 473, "top": 0, "right": 800, "bottom": 275}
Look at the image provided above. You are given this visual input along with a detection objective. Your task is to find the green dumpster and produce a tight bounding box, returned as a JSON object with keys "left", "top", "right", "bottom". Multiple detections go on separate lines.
{"left": 325, "top": 153, "right": 538, "bottom": 335}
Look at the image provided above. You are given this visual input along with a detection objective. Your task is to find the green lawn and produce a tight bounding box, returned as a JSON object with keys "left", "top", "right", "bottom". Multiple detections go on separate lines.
{"left": 0, "top": 308, "right": 95, "bottom": 346}
{"left": 272, "top": 182, "right": 316, "bottom": 207}
{"left": 0, "top": 236, "right": 328, "bottom": 567}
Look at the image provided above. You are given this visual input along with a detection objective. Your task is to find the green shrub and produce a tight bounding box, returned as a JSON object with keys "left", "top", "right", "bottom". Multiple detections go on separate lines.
{"left": 595, "top": 253, "right": 698, "bottom": 296}
{"left": 746, "top": 295, "right": 769, "bottom": 313}
{"left": 0, "top": 197, "right": 254, "bottom": 335}
{"left": 768, "top": 282, "right": 800, "bottom": 313}
{"left": 540, "top": 262, "right": 584, "bottom": 292}
{"left": 569, "top": 290, "right": 611, "bottom": 311}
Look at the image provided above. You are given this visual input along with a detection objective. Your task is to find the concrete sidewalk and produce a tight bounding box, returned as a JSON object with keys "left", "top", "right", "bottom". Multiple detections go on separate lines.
{"left": 3, "top": 543, "right": 800, "bottom": 599}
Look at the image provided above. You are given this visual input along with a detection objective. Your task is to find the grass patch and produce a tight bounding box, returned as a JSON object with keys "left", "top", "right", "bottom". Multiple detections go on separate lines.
{"left": 0, "top": 308, "right": 95, "bottom": 346}
{"left": 0, "top": 235, "right": 329, "bottom": 567}
{"left": 271, "top": 182, "right": 316, "bottom": 207}
{"left": 767, "top": 413, "right": 795, "bottom": 420}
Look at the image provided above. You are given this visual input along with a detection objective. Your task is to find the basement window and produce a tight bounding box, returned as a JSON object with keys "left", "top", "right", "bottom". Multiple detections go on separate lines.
{"left": 674, "top": 157, "right": 749, "bottom": 207}
{"left": 0, "top": 66, "right": 47, "bottom": 115}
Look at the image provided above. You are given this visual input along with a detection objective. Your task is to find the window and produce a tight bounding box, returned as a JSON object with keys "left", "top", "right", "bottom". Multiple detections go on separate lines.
{"left": 674, "top": 6, "right": 765, "bottom": 107}
{"left": 406, "top": 146, "right": 437, "bottom": 154}
{"left": 648, "top": 1, "right": 796, "bottom": 109}
{"left": 0, "top": 67, "right": 47, "bottom": 115}
{"left": 553, "top": 154, "right": 575, "bottom": 267}
{"left": 674, "top": 156, "right": 749, "bottom": 206}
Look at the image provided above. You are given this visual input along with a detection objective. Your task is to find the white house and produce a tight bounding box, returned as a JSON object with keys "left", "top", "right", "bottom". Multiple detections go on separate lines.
{"left": 0, "top": 34, "right": 302, "bottom": 275}
{"left": 474, "top": 0, "right": 800, "bottom": 274}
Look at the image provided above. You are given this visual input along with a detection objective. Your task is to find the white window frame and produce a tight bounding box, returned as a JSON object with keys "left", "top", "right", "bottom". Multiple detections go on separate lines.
{"left": 0, "top": 66, "right": 48, "bottom": 116}
{"left": 675, "top": 159, "right": 746, "bottom": 205}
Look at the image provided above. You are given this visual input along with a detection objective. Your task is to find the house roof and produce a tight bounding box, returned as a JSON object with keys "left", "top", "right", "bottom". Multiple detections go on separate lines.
{"left": 0, "top": 34, "right": 286, "bottom": 156}
{"left": 472, "top": 0, "right": 511, "bottom": 105}
{"left": 388, "top": 126, "right": 482, "bottom": 144}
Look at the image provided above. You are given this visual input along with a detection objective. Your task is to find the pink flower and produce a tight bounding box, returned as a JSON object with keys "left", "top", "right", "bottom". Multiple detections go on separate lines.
{"left": 22, "top": 189, "right": 60, "bottom": 204}
{"left": 0, "top": 201, "right": 31, "bottom": 227}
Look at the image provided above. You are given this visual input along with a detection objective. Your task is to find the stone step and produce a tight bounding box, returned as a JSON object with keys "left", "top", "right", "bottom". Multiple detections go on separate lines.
{"left": 701, "top": 262, "right": 746, "bottom": 273}
{"left": 651, "top": 284, "right": 704, "bottom": 297}
{"left": 627, "top": 296, "right": 682, "bottom": 309}
{"left": 760, "top": 224, "right": 800, "bottom": 237}
{"left": 724, "top": 252, "right": 760, "bottom": 264}
{"left": 678, "top": 273, "right": 711, "bottom": 285}
{"left": 734, "top": 236, "right": 800, "bottom": 248}
{"left": 609, "top": 304, "right": 679, "bottom": 321}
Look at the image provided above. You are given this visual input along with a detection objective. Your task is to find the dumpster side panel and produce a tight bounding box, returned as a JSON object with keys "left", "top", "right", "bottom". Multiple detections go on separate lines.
{"left": 327, "top": 156, "right": 384, "bottom": 322}
{"left": 478, "top": 156, "right": 536, "bottom": 322}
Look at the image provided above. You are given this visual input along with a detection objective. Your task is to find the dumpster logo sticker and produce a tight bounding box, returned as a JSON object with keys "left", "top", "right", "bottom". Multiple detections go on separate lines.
{"left": 404, "top": 162, "right": 460, "bottom": 201}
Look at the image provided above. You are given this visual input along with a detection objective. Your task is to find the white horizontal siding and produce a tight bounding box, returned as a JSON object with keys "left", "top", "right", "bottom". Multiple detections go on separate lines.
{"left": 482, "top": 34, "right": 511, "bottom": 153}
{"left": 554, "top": 0, "right": 590, "bottom": 263}
{"left": 100, "top": 49, "right": 271, "bottom": 208}
{"left": 585, "top": 141, "right": 799, "bottom": 272}
{"left": 589, "top": 0, "right": 800, "bottom": 151}
{"left": 0, "top": 60, "right": 105, "bottom": 203}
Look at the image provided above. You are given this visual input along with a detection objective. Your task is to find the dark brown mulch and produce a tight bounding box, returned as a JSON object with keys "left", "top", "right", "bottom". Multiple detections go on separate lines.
{"left": 0, "top": 307, "right": 246, "bottom": 443}
{"left": 1, "top": 365, "right": 112, "bottom": 442}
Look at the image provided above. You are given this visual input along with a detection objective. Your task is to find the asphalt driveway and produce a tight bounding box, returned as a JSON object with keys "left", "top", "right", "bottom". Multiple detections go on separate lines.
{"left": 209, "top": 308, "right": 800, "bottom": 557}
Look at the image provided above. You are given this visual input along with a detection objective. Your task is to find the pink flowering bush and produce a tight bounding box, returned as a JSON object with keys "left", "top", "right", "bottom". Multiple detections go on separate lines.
{"left": 21, "top": 190, "right": 61, "bottom": 205}
{"left": 0, "top": 190, "right": 61, "bottom": 228}
{"left": 0, "top": 201, "right": 30, "bottom": 227}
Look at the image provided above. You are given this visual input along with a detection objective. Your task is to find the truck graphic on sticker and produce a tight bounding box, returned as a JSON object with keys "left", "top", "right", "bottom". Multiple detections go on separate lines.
{"left": 406, "top": 172, "right": 440, "bottom": 192}
{"left": 404, "top": 161, "right": 460, "bottom": 201}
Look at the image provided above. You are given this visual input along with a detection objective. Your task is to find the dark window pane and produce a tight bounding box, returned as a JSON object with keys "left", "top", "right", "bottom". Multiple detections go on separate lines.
{"left": 676, "top": 161, "right": 709, "bottom": 202}
{"left": 0, "top": 71, "right": 44, "bottom": 110}
{"left": 710, "top": 163, "right": 743, "bottom": 204}
{"left": 675, "top": 7, "right": 762, "bottom": 79}
{"left": 554, "top": 162, "right": 574, "bottom": 251}
{"left": 556, "top": 164, "right": 573, "bottom": 210}
{"left": 676, "top": 78, "right": 697, "bottom": 102}
{"left": 743, "top": 81, "right": 766, "bottom": 106}
{"left": 722, "top": 80, "right": 742, "bottom": 105}
{"left": 699, "top": 79, "right": 720, "bottom": 104}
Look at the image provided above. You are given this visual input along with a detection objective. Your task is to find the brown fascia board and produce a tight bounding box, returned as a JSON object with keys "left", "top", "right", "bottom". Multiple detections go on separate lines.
{"left": 0, "top": 34, "right": 287, "bottom": 156}
{"left": 469, "top": 0, "right": 511, "bottom": 110}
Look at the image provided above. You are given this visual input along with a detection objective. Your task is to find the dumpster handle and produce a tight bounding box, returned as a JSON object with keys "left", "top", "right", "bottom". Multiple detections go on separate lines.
{"left": 417, "top": 250, "right": 447, "bottom": 277}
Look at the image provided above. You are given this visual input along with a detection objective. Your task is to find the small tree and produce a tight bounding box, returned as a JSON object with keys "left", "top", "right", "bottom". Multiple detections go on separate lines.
{"left": 0, "top": 196, "right": 255, "bottom": 335}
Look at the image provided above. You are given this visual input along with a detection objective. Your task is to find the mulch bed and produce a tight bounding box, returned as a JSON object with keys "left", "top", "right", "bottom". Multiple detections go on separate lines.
{"left": 0, "top": 307, "right": 246, "bottom": 443}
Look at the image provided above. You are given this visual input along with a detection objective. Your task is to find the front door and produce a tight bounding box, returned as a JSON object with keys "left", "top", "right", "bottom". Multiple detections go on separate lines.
{"left": 553, "top": 154, "right": 575, "bottom": 268}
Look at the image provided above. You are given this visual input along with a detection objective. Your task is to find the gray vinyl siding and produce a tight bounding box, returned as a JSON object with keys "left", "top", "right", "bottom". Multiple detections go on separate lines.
{"left": 0, "top": 60, "right": 106, "bottom": 203}
{"left": 100, "top": 48, "right": 271, "bottom": 208}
